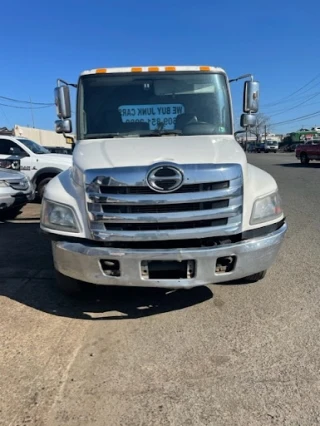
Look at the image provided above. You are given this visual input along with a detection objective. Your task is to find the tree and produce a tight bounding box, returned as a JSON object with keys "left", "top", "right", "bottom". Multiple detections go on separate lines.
{"left": 251, "top": 113, "right": 270, "bottom": 142}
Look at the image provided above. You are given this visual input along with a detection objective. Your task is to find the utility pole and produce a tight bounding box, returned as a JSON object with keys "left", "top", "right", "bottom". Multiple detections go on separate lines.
{"left": 264, "top": 124, "right": 267, "bottom": 142}
{"left": 29, "top": 97, "right": 35, "bottom": 128}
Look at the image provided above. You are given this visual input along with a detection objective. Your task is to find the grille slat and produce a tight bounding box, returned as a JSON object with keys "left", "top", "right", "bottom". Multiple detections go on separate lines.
{"left": 100, "top": 181, "right": 229, "bottom": 195}
{"left": 91, "top": 205, "right": 241, "bottom": 224}
{"left": 88, "top": 186, "right": 241, "bottom": 205}
{"left": 101, "top": 200, "right": 229, "bottom": 214}
{"left": 104, "top": 218, "right": 228, "bottom": 232}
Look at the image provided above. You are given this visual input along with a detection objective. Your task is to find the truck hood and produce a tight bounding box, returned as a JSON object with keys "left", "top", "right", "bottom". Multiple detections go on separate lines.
{"left": 73, "top": 135, "right": 247, "bottom": 171}
{"left": 41, "top": 153, "right": 73, "bottom": 166}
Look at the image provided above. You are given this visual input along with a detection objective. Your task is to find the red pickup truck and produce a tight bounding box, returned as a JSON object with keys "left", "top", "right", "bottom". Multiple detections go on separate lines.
{"left": 296, "top": 141, "right": 320, "bottom": 164}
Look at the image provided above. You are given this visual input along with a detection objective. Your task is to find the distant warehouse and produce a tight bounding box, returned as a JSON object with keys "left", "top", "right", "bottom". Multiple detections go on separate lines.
{"left": 0, "top": 125, "right": 73, "bottom": 147}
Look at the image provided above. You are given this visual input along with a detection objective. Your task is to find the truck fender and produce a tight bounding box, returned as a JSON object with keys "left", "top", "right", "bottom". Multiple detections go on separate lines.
{"left": 32, "top": 167, "right": 63, "bottom": 185}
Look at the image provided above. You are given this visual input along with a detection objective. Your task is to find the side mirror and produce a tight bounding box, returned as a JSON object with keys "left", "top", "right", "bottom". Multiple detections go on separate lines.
{"left": 55, "top": 119, "right": 72, "bottom": 134}
{"left": 243, "top": 81, "right": 259, "bottom": 113}
{"left": 54, "top": 86, "right": 71, "bottom": 119}
{"left": 240, "top": 113, "right": 256, "bottom": 128}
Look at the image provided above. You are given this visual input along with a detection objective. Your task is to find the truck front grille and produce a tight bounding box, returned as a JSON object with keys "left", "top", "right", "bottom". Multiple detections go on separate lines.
{"left": 85, "top": 163, "right": 243, "bottom": 246}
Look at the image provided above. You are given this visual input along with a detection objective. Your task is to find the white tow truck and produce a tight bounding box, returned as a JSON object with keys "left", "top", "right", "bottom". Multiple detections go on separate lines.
{"left": 40, "top": 65, "right": 287, "bottom": 295}
{"left": 0, "top": 136, "right": 72, "bottom": 198}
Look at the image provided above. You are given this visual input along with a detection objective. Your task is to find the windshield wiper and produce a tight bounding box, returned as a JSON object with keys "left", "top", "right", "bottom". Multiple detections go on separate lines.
{"left": 84, "top": 133, "right": 130, "bottom": 139}
{"left": 139, "top": 130, "right": 182, "bottom": 137}
{"left": 84, "top": 130, "right": 182, "bottom": 139}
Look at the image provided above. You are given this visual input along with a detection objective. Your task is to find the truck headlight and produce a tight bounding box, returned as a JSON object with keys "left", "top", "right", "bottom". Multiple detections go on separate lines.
{"left": 41, "top": 199, "right": 80, "bottom": 233}
{"left": 250, "top": 191, "right": 283, "bottom": 225}
{"left": 0, "top": 181, "right": 9, "bottom": 187}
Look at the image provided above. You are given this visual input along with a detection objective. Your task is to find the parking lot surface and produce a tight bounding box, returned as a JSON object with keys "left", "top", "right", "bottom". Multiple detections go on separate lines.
{"left": 1, "top": 153, "right": 320, "bottom": 426}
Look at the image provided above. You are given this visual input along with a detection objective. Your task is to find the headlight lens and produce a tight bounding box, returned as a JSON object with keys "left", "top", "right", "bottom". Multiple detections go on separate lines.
{"left": 41, "top": 200, "right": 80, "bottom": 233}
{"left": 250, "top": 191, "right": 283, "bottom": 225}
{"left": 10, "top": 178, "right": 29, "bottom": 191}
{"left": 0, "top": 181, "right": 9, "bottom": 187}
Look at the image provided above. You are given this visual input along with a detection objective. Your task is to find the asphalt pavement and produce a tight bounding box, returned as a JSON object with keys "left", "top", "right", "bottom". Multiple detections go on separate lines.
{"left": 0, "top": 152, "right": 319, "bottom": 426}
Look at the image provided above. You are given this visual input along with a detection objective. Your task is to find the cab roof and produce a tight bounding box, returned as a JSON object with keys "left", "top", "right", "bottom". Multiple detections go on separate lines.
{"left": 80, "top": 65, "right": 226, "bottom": 76}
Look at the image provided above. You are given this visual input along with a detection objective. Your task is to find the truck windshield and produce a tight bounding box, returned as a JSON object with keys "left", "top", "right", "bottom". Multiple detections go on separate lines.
{"left": 78, "top": 72, "right": 232, "bottom": 139}
{"left": 17, "top": 138, "right": 50, "bottom": 154}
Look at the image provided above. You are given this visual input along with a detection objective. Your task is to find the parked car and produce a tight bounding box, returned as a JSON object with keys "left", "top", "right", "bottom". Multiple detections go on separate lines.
{"left": 44, "top": 146, "right": 72, "bottom": 155}
{"left": 264, "top": 140, "right": 279, "bottom": 153}
{"left": 0, "top": 166, "right": 34, "bottom": 219}
{"left": 255, "top": 143, "right": 264, "bottom": 153}
{"left": 0, "top": 136, "right": 72, "bottom": 198}
{"left": 246, "top": 143, "right": 256, "bottom": 153}
{"left": 296, "top": 140, "right": 320, "bottom": 164}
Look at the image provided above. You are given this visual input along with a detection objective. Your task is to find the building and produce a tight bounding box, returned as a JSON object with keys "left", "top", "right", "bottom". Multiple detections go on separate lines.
{"left": 13, "top": 125, "right": 72, "bottom": 147}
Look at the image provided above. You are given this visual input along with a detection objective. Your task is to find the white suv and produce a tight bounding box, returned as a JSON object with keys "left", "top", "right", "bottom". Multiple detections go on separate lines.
{"left": 0, "top": 136, "right": 72, "bottom": 198}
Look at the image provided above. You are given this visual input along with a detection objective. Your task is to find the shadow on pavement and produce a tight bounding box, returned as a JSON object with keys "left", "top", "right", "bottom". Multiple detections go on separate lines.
{"left": 0, "top": 222, "right": 213, "bottom": 321}
{"left": 275, "top": 163, "right": 320, "bottom": 168}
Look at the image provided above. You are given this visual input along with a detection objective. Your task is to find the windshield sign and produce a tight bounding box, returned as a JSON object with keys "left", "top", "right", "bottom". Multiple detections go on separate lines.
{"left": 119, "top": 104, "right": 185, "bottom": 130}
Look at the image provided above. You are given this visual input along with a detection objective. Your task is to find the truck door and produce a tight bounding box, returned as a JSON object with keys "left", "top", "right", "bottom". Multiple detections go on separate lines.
{"left": 0, "top": 139, "right": 33, "bottom": 179}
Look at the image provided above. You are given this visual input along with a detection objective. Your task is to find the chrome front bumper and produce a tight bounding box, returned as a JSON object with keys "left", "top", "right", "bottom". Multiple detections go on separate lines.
{"left": 52, "top": 223, "right": 287, "bottom": 289}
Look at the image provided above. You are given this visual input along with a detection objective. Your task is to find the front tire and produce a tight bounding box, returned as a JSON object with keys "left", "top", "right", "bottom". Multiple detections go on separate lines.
{"left": 244, "top": 270, "right": 267, "bottom": 283}
{"left": 37, "top": 177, "right": 53, "bottom": 200}
{"left": 300, "top": 153, "right": 310, "bottom": 165}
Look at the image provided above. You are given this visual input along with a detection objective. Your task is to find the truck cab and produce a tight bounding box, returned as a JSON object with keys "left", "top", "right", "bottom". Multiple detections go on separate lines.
{"left": 296, "top": 139, "right": 320, "bottom": 164}
{"left": 40, "top": 65, "right": 287, "bottom": 295}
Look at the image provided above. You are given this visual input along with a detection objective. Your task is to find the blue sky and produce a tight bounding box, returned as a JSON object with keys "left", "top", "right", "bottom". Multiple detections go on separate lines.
{"left": 1, "top": 0, "right": 319, "bottom": 134}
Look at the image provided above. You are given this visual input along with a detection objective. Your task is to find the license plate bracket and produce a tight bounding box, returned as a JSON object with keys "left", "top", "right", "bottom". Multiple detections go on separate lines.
{"left": 141, "top": 260, "right": 195, "bottom": 280}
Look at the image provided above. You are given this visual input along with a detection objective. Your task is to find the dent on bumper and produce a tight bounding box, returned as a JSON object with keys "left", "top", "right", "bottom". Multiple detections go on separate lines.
{"left": 52, "top": 223, "right": 287, "bottom": 289}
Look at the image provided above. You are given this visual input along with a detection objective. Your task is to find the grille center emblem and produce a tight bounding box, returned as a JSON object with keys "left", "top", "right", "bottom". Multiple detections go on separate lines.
{"left": 147, "top": 165, "right": 184, "bottom": 193}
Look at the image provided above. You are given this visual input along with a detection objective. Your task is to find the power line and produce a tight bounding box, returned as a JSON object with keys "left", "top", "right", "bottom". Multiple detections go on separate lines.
{"left": 268, "top": 91, "right": 320, "bottom": 118}
{"left": 272, "top": 110, "right": 320, "bottom": 127}
{"left": 262, "top": 90, "right": 320, "bottom": 110}
{"left": 262, "top": 73, "right": 320, "bottom": 108}
{"left": 0, "top": 95, "right": 54, "bottom": 106}
{"left": 0, "top": 102, "right": 54, "bottom": 110}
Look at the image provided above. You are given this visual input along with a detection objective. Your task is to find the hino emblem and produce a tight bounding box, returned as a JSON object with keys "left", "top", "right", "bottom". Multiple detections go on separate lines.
{"left": 147, "top": 165, "right": 184, "bottom": 193}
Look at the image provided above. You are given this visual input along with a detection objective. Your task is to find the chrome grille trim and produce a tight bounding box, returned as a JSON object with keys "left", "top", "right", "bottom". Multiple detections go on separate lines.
{"left": 90, "top": 223, "right": 242, "bottom": 242}
{"left": 85, "top": 163, "right": 243, "bottom": 242}
{"left": 89, "top": 205, "right": 242, "bottom": 223}
{"left": 87, "top": 183, "right": 242, "bottom": 205}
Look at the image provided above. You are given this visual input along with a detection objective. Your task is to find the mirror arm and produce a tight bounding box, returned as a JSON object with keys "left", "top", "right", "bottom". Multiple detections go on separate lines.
{"left": 229, "top": 73, "right": 253, "bottom": 83}
{"left": 57, "top": 78, "right": 77, "bottom": 88}
{"left": 63, "top": 133, "right": 74, "bottom": 141}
